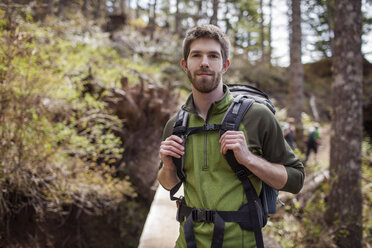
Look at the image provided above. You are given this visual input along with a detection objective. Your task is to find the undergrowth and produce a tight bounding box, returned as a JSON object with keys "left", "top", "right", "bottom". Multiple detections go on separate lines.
{"left": 264, "top": 137, "right": 372, "bottom": 248}
{"left": 0, "top": 9, "right": 161, "bottom": 247}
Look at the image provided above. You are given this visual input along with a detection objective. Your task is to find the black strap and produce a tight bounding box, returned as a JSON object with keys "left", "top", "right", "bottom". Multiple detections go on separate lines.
{"left": 211, "top": 213, "right": 225, "bottom": 248}
{"left": 183, "top": 210, "right": 225, "bottom": 248}
{"left": 170, "top": 109, "right": 189, "bottom": 201}
{"left": 220, "top": 98, "right": 266, "bottom": 248}
{"left": 170, "top": 109, "right": 222, "bottom": 202}
{"left": 184, "top": 213, "right": 197, "bottom": 248}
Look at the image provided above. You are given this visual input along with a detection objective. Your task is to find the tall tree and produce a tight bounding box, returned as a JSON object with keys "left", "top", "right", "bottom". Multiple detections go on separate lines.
{"left": 325, "top": 0, "right": 363, "bottom": 247}
{"left": 288, "top": 0, "right": 304, "bottom": 145}
{"left": 259, "top": 0, "right": 265, "bottom": 63}
{"left": 303, "top": 0, "right": 334, "bottom": 58}
{"left": 174, "top": 0, "right": 181, "bottom": 35}
{"left": 47, "top": 0, "right": 54, "bottom": 16}
{"left": 95, "top": 0, "right": 102, "bottom": 19}
{"left": 193, "top": 0, "right": 203, "bottom": 26}
{"left": 210, "top": 0, "right": 219, "bottom": 25}
{"left": 267, "top": 0, "right": 272, "bottom": 66}
{"left": 82, "top": 0, "right": 89, "bottom": 17}
{"left": 120, "top": 0, "right": 126, "bottom": 15}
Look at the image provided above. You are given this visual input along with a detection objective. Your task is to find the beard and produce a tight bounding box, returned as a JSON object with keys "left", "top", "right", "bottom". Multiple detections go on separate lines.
{"left": 187, "top": 69, "right": 222, "bottom": 94}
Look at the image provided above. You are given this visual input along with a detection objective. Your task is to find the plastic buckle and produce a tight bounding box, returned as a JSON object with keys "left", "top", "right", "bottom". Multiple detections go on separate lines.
{"left": 203, "top": 124, "right": 215, "bottom": 131}
{"left": 176, "top": 197, "right": 185, "bottom": 222}
{"left": 192, "top": 209, "right": 215, "bottom": 223}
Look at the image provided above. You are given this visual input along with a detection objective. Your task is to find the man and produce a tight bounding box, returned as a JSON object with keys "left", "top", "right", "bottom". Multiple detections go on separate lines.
{"left": 283, "top": 117, "right": 297, "bottom": 150}
{"left": 158, "top": 24, "right": 304, "bottom": 248}
{"left": 304, "top": 123, "right": 321, "bottom": 163}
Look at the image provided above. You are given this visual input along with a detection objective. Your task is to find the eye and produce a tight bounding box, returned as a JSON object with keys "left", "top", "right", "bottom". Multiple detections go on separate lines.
{"left": 209, "top": 54, "right": 219, "bottom": 59}
{"left": 191, "top": 53, "right": 201, "bottom": 57}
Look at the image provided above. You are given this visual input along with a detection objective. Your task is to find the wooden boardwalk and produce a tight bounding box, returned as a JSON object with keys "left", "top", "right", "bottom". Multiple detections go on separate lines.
{"left": 138, "top": 185, "right": 182, "bottom": 248}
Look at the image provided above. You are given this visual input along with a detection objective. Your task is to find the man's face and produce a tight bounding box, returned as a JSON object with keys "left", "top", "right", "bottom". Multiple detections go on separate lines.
{"left": 182, "top": 38, "right": 230, "bottom": 93}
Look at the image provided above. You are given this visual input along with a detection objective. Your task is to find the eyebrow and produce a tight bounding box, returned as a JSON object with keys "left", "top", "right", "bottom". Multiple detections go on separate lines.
{"left": 189, "top": 50, "right": 221, "bottom": 56}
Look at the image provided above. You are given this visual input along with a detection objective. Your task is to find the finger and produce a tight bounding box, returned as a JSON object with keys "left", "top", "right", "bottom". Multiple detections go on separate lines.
{"left": 160, "top": 143, "right": 185, "bottom": 155}
{"left": 161, "top": 139, "right": 185, "bottom": 152}
{"left": 168, "top": 135, "right": 184, "bottom": 144}
{"left": 219, "top": 131, "right": 244, "bottom": 143}
{"left": 160, "top": 146, "right": 183, "bottom": 159}
{"left": 220, "top": 135, "right": 245, "bottom": 148}
{"left": 222, "top": 143, "right": 243, "bottom": 155}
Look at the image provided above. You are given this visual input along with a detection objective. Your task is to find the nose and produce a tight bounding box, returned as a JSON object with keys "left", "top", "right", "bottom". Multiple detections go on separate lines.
{"left": 200, "top": 55, "right": 209, "bottom": 68}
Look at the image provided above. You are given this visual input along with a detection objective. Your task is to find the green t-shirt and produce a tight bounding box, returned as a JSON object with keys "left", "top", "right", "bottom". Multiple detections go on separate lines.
{"left": 161, "top": 85, "right": 304, "bottom": 248}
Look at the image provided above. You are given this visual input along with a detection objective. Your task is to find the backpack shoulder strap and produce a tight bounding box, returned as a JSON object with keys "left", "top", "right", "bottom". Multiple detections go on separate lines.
{"left": 169, "top": 109, "right": 189, "bottom": 201}
{"left": 220, "top": 97, "right": 267, "bottom": 247}
{"left": 220, "top": 96, "right": 254, "bottom": 135}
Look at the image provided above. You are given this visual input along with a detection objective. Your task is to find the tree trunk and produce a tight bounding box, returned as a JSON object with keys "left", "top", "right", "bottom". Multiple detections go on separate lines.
{"left": 57, "top": 0, "right": 67, "bottom": 17}
{"left": 325, "top": 0, "right": 363, "bottom": 247}
{"left": 95, "top": 0, "right": 102, "bottom": 19}
{"left": 210, "top": 0, "right": 219, "bottom": 25}
{"left": 267, "top": 0, "right": 272, "bottom": 66}
{"left": 326, "top": 0, "right": 334, "bottom": 56}
{"left": 259, "top": 0, "right": 265, "bottom": 63}
{"left": 174, "top": 0, "right": 181, "bottom": 35}
{"left": 193, "top": 0, "right": 203, "bottom": 26}
{"left": 82, "top": 0, "right": 89, "bottom": 17}
{"left": 120, "top": 0, "right": 126, "bottom": 15}
{"left": 47, "top": 0, "right": 54, "bottom": 16}
{"left": 288, "top": 0, "right": 304, "bottom": 149}
{"left": 135, "top": 0, "right": 140, "bottom": 18}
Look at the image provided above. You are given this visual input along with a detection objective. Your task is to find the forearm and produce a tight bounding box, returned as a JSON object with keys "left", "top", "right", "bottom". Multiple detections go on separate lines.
{"left": 243, "top": 154, "right": 288, "bottom": 190}
{"left": 158, "top": 165, "right": 180, "bottom": 190}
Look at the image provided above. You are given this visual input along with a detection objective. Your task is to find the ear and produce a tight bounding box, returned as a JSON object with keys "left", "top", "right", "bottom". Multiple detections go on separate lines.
{"left": 181, "top": 59, "right": 188, "bottom": 72}
{"left": 222, "top": 59, "right": 230, "bottom": 73}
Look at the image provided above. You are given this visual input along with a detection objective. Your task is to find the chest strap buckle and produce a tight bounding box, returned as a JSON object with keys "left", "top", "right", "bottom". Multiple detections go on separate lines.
{"left": 192, "top": 208, "right": 215, "bottom": 223}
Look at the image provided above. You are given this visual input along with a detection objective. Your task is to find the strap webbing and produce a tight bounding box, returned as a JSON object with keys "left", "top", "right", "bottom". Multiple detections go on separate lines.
{"left": 220, "top": 98, "right": 266, "bottom": 248}
{"left": 184, "top": 214, "right": 197, "bottom": 248}
{"left": 183, "top": 211, "right": 225, "bottom": 248}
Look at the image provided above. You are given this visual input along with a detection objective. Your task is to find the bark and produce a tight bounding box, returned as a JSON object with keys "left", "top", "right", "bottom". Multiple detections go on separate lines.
{"left": 174, "top": 0, "right": 181, "bottom": 35}
{"left": 82, "top": 0, "right": 89, "bottom": 17}
{"left": 288, "top": 0, "right": 304, "bottom": 148}
{"left": 193, "top": 0, "right": 203, "bottom": 26}
{"left": 57, "top": 0, "right": 67, "bottom": 16}
{"left": 95, "top": 0, "right": 102, "bottom": 19}
{"left": 259, "top": 0, "right": 265, "bottom": 63}
{"left": 120, "top": 0, "right": 126, "bottom": 15}
{"left": 210, "top": 0, "right": 219, "bottom": 25}
{"left": 325, "top": 0, "right": 363, "bottom": 247}
{"left": 47, "top": 0, "right": 54, "bottom": 16}
{"left": 135, "top": 0, "right": 140, "bottom": 18}
{"left": 326, "top": 0, "right": 334, "bottom": 56}
{"left": 267, "top": 0, "right": 272, "bottom": 66}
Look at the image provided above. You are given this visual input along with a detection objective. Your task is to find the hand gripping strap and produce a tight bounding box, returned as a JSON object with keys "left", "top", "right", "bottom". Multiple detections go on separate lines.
{"left": 170, "top": 110, "right": 189, "bottom": 202}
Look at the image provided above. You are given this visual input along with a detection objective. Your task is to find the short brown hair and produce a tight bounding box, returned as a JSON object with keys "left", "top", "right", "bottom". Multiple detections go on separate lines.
{"left": 183, "top": 24, "right": 230, "bottom": 63}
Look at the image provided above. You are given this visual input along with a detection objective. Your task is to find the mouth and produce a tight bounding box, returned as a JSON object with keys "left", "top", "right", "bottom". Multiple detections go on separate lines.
{"left": 196, "top": 71, "right": 213, "bottom": 77}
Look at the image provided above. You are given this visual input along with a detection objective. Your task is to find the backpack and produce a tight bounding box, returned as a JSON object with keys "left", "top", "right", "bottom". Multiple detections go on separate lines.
{"left": 169, "top": 84, "right": 280, "bottom": 248}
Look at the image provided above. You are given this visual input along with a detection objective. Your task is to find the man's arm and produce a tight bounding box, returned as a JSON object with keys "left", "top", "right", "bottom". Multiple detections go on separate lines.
{"left": 158, "top": 135, "right": 184, "bottom": 190}
{"left": 220, "top": 131, "right": 287, "bottom": 190}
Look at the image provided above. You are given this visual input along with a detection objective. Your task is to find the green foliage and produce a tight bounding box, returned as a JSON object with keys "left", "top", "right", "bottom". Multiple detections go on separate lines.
{"left": 362, "top": 138, "right": 372, "bottom": 246}
{"left": 264, "top": 137, "right": 372, "bottom": 248}
{"left": 0, "top": 9, "right": 150, "bottom": 245}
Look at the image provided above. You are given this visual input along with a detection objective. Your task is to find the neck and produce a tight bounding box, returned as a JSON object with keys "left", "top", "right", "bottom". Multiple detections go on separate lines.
{"left": 192, "top": 83, "right": 224, "bottom": 120}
